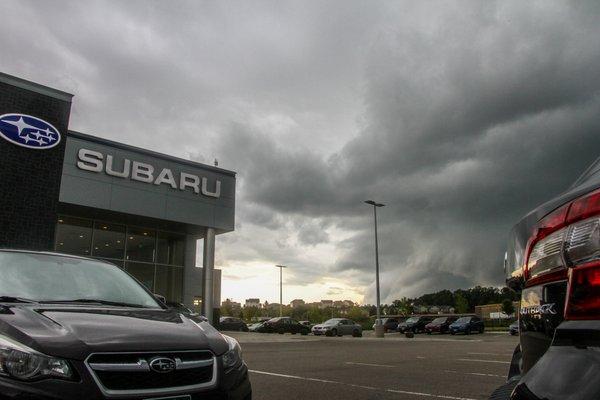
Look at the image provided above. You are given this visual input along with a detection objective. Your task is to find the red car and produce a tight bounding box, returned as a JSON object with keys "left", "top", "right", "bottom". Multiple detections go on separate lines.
{"left": 424, "top": 316, "right": 457, "bottom": 334}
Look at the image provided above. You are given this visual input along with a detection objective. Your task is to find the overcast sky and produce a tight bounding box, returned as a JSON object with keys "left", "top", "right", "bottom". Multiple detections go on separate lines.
{"left": 2, "top": 1, "right": 600, "bottom": 304}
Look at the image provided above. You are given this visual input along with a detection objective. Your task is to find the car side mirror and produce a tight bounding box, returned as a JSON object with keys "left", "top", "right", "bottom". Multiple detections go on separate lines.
{"left": 154, "top": 294, "right": 166, "bottom": 304}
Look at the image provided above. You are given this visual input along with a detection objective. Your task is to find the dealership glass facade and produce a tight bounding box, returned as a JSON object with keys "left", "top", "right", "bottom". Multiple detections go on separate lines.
{"left": 55, "top": 216, "right": 185, "bottom": 302}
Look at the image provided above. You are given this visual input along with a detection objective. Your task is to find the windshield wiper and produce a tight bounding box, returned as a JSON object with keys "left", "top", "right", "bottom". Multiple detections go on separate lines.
{"left": 39, "top": 299, "right": 151, "bottom": 308}
{"left": 0, "top": 296, "right": 36, "bottom": 303}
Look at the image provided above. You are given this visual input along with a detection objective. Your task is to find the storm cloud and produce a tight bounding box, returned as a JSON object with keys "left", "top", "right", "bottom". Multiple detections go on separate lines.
{"left": 2, "top": 0, "right": 599, "bottom": 302}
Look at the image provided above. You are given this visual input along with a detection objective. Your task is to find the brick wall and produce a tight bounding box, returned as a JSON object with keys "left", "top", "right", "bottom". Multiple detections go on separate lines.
{"left": 0, "top": 80, "right": 72, "bottom": 250}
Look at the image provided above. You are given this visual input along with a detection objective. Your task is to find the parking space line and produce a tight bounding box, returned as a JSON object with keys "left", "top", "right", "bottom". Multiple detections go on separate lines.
{"left": 249, "top": 369, "right": 477, "bottom": 400}
{"left": 444, "top": 369, "right": 505, "bottom": 378}
{"left": 345, "top": 361, "right": 395, "bottom": 368}
{"left": 457, "top": 358, "right": 510, "bottom": 364}
{"left": 467, "top": 352, "right": 512, "bottom": 357}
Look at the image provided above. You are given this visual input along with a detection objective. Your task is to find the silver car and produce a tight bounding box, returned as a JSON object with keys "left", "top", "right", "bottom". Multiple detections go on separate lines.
{"left": 311, "top": 318, "right": 362, "bottom": 337}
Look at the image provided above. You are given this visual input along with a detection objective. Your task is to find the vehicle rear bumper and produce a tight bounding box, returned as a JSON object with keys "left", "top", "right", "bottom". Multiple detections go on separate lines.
{"left": 490, "top": 321, "right": 600, "bottom": 400}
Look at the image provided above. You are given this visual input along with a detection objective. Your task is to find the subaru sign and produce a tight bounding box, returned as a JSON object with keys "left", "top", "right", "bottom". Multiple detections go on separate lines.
{"left": 0, "top": 113, "right": 61, "bottom": 149}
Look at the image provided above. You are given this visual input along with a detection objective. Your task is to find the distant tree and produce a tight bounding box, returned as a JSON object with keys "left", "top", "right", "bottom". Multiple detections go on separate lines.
{"left": 221, "top": 302, "right": 233, "bottom": 317}
{"left": 242, "top": 306, "right": 260, "bottom": 322}
{"left": 501, "top": 299, "right": 515, "bottom": 316}
{"left": 394, "top": 297, "right": 414, "bottom": 316}
{"left": 455, "top": 293, "right": 469, "bottom": 314}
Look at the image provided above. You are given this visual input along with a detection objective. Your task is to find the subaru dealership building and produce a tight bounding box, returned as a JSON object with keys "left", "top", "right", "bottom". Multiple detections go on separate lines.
{"left": 0, "top": 72, "right": 235, "bottom": 320}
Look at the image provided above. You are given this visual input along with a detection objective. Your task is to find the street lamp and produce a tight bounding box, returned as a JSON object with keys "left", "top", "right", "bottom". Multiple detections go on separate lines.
{"left": 364, "top": 200, "right": 385, "bottom": 338}
{"left": 275, "top": 265, "right": 287, "bottom": 317}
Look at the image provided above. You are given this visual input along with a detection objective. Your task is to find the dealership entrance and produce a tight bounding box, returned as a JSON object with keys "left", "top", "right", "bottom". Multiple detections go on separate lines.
{"left": 0, "top": 72, "right": 235, "bottom": 322}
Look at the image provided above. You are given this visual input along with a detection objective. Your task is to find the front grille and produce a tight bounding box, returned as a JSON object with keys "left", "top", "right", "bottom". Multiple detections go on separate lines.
{"left": 95, "top": 367, "right": 213, "bottom": 390}
{"left": 86, "top": 351, "right": 217, "bottom": 396}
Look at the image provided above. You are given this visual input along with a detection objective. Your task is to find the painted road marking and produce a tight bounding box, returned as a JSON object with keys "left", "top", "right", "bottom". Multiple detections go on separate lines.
{"left": 249, "top": 369, "right": 477, "bottom": 400}
{"left": 457, "top": 358, "right": 510, "bottom": 364}
{"left": 444, "top": 369, "right": 505, "bottom": 378}
{"left": 345, "top": 361, "right": 395, "bottom": 368}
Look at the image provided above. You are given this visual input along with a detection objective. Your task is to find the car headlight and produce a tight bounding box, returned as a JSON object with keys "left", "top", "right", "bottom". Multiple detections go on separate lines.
{"left": 0, "top": 335, "right": 73, "bottom": 381}
{"left": 222, "top": 335, "right": 242, "bottom": 369}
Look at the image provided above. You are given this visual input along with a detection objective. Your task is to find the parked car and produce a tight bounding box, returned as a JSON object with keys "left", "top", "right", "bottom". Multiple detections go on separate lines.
{"left": 219, "top": 316, "right": 249, "bottom": 332}
{"left": 425, "top": 316, "right": 457, "bottom": 334}
{"left": 299, "top": 320, "right": 315, "bottom": 329}
{"left": 372, "top": 317, "right": 400, "bottom": 332}
{"left": 508, "top": 320, "right": 519, "bottom": 336}
{"left": 262, "top": 317, "right": 310, "bottom": 335}
{"left": 490, "top": 157, "right": 600, "bottom": 400}
{"left": 248, "top": 322, "right": 265, "bottom": 332}
{"left": 312, "top": 318, "right": 363, "bottom": 337}
{"left": 449, "top": 316, "right": 484, "bottom": 335}
{"left": 397, "top": 316, "right": 434, "bottom": 333}
{"left": 0, "top": 250, "right": 251, "bottom": 399}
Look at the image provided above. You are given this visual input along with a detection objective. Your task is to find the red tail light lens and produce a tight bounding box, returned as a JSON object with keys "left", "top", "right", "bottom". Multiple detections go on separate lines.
{"left": 565, "top": 261, "right": 600, "bottom": 320}
{"left": 567, "top": 189, "right": 600, "bottom": 224}
{"left": 524, "top": 189, "right": 600, "bottom": 320}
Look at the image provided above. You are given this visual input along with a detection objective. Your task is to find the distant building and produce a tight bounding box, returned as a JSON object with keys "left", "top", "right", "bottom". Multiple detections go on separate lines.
{"left": 319, "top": 300, "right": 333, "bottom": 309}
{"left": 221, "top": 299, "right": 241, "bottom": 312}
{"left": 244, "top": 298, "right": 261, "bottom": 308}
{"left": 475, "top": 302, "right": 520, "bottom": 319}
{"left": 290, "top": 299, "right": 305, "bottom": 308}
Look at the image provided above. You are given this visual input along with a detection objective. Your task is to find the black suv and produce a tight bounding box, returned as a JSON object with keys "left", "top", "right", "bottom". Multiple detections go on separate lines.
{"left": 261, "top": 317, "right": 310, "bottom": 335}
{"left": 491, "top": 157, "right": 600, "bottom": 399}
{"left": 397, "top": 316, "right": 433, "bottom": 333}
{"left": 219, "top": 317, "right": 249, "bottom": 332}
{"left": 0, "top": 250, "right": 252, "bottom": 400}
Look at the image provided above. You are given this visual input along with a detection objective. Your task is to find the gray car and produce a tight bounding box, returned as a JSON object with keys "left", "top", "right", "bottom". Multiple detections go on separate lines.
{"left": 312, "top": 318, "right": 362, "bottom": 337}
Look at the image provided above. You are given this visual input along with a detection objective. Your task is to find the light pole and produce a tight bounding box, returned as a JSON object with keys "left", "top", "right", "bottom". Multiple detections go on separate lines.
{"left": 364, "top": 200, "right": 385, "bottom": 338}
{"left": 276, "top": 265, "right": 287, "bottom": 317}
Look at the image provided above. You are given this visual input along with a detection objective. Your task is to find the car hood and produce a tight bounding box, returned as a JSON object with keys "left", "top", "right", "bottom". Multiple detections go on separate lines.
{"left": 450, "top": 322, "right": 467, "bottom": 328}
{"left": 0, "top": 304, "right": 228, "bottom": 360}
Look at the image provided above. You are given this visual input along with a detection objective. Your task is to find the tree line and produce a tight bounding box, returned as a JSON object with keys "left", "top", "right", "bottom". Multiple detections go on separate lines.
{"left": 221, "top": 286, "right": 519, "bottom": 325}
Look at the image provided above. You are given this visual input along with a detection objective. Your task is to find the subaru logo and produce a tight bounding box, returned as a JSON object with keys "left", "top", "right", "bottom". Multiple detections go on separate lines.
{"left": 0, "top": 113, "right": 61, "bottom": 149}
{"left": 149, "top": 357, "right": 177, "bottom": 373}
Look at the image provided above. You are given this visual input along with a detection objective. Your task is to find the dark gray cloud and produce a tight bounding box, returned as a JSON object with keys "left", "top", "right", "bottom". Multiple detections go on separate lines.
{"left": 2, "top": 0, "right": 599, "bottom": 302}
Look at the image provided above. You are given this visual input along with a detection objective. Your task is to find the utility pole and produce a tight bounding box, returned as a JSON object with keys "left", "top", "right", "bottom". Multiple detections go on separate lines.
{"left": 364, "top": 200, "right": 385, "bottom": 338}
{"left": 276, "top": 265, "right": 287, "bottom": 317}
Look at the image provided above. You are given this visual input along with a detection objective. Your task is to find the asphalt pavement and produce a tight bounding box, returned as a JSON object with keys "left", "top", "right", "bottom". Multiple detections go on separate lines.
{"left": 228, "top": 331, "right": 518, "bottom": 400}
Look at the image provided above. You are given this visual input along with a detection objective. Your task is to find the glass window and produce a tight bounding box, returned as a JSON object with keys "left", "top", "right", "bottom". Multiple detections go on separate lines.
{"left": 0, "top": 251, "right": 161, "bottom": 308}
{"left": 125, "top": 262, "right": 155, "bottom": 291}
{"left": 126, "top": 227, "right": 156, "bottom": 263}
{"left": 92, "top": 222, "right": 126, "bottom": 260}
{"left": 156, "top": 232, "right": 185, "bottom": 266}
{"left": 55, "top": 217, "right": 92, "bottom": 256}
{"left": 154, "top": 265, "right": 184, "bottom": 303}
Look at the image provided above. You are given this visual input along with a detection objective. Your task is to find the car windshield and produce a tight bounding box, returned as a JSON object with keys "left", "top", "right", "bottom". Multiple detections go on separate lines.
{"left": 431, "top": 317, "right": 447, "bottom": 324}
{"left": 0, "top": 251, "right": 161, "bottom": 308}
{"left": 267, "top": 317, "right": 282, "bottom": 323}
{"left": 323, "top": 318, "right": 343, "bottom": 325}
{"left": 455, "top": 317, "right": 471, "bottom": 323}
{"left": 405, "top": 317, "right": 419, "bottom": 323}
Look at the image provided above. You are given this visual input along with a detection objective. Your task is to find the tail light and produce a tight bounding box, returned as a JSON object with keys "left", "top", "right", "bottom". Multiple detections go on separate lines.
{"left": 524, "top": 189, "right": 600, "bottom": 320}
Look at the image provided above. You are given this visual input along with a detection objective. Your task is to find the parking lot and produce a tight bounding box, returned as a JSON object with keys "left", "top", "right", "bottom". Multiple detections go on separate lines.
{"left": 229, "top": 331, "right": 517, "bottom": 400}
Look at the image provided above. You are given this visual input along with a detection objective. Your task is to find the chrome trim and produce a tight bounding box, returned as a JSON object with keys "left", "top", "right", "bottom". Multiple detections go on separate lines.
{"left": 175, "top": 357, "right": 214, "bottom": 370}
{"left": 84, "top": 350, "right": 217, "bottom": 398}
{"left": 89, "top": 358, "right": 150, "bottom": 371}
